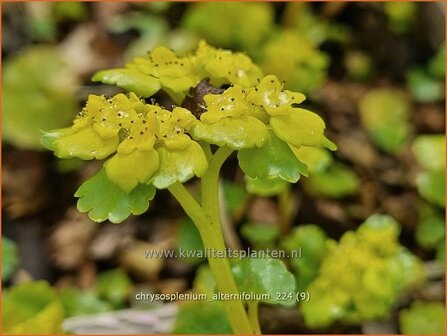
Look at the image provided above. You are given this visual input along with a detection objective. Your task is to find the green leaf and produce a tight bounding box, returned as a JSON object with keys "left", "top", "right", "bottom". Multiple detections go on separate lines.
{"left": 222, "top": 179, "right": 249, "bottom": 215}
{"left": 358, "top": 88, "right": 411, "bottom": 153}
{"left": 92, "top": 69, "right": 161, "bottom": 97}
{"left": 238, "top": 130, "right": 308, "bottom": 183}
{"left": 407, "top": 68, "right": 445, "bottom": 103}
{"left": 75, "top": 168, "right": 155, "bottom": 223}
{"left": 240, "top": 222, "right": 279, "bottom": 248}
{"left": 412, "top": 135, "right": 445, "bottom": 172}
{"left": 303, "top": 162, "right": 360, "bottom": 198}
{"left": 415, "top": 212, "right": 445, "bottom": 249}
{"left": 172, "top": 301, "right": 232, "bottom": 334}
{"left": 192, "top": 264, "right": 216, "bottom": 296}
{"left": 176, "top": 218, "right": 205, "bottom": 265}
{"left": 97, "top": 269, "right": 132, "bottom": 307}
{"left": 152, "top": 141, "right": 208, "bottom": 189}
{"left": 436, "top": 241, "right": 445, "bottom": 266}
{"left": 232, "top": 258, "right": 296, "bottom": 306}
{"left": 245, "top": 176, "right": 289, "bottom": 196}
{"left": 281, "top": 225, "right": 328, "bottom": 291}
{"left": 399, "top": 301, "right": 446, "bottom": 334}
{"left": 60, "top": 287, "right": 113, "bottom": 317}
{"left": 428, "top": 43, "right": 445, "bottom": 79}
{"left": 416, "top": 171, "right": 446, "bottom": 208}
{"left": 2, "top": 237, "right": 19, "bottom": 282}
{"left": 2, "top": 281, "right": 64, "bottom": 334}
{"left": 2, "top": 46, "right": 78, "bottom": 150}
{"left": 191, "top": 116, "right": 268, "bottom": 149}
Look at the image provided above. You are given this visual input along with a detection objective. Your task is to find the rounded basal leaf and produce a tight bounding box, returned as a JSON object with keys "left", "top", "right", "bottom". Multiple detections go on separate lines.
{"left": 270, "top": 108, "right": 328, "bottom": 148}
{"left": 2, "top": 281, "right": 64, "bottom": 334}
{"left": 152, "top": 141, "right": 208, "bottom": 189}
{"left": 45, "top": 127, "right": 119, "bottom": 160}
{"left": 232, "top": 258, "right": 296, "bottom": 306}
{"left": 75, "top": 169, "right": 155, "bottom": 223}
{"left": 104, "top": 148, "right": 159, "bottom": 192}
{"left": 245, "top": 176, "right": 289, "bottom": 196}
{"left": 238, "top": 130, "right": 308, "bottom": 183}
{"left": 92, "top": 69, "right": 161, "bottom": 97}
{"left": 412, "top": 135, "right": 445, "bottom": 172}
{"left": 191, "top": 116, "right": 268, "bottom": 149}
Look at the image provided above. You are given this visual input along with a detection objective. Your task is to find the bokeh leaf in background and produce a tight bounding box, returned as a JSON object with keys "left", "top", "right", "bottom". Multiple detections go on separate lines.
{"left": 2, "top": 46, "right": 78, "bottom": 150}
{"left": 399, "top": 301, "right": 446, "bottom": 334}
{"left": 240, "top": 222, "right": 280, "bottom": 249}
{"left": 2, "top": 237, "right": 19, "bottom": 283}
{"left": 172, "top": 301, "right": 232, "bottom": 334}
{"left": 2, "top": 281, "right": 65, "bottom": 334}
{"left": 60, "top": 287, "right": 112, "bottom": 317}
{"left": 97, "top": 269, "right": 133, "bottom": 308}
{"left": 176, "top": 218, "right": 205, "bottom": 265}
{"left": 358, "top": 88, "right": 411, "bottom": 153}
{"left": 232, "top": 258, "right": 296, "bottom": 306}
{"left": 303, "top": 162, "right": 360, "bottom": 198}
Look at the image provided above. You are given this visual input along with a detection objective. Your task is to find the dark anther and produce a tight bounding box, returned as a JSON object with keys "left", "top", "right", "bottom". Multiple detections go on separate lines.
{"left": 142, "top": 120, "right": 147, "bottom": 124}
{"left": 140, "top": 131, "right": 144, "bottom": 135}
{"left": 270, "top": 80, "right": 274, "bottom": 83}
{"left": 230, "top": 98, "right": 235, "bottom": 102}
{"left": 254, "top": 88, "right": 258, "bottom": 91}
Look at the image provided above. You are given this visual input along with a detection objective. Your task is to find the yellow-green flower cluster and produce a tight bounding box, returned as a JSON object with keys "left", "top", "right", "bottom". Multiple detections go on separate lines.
{"left": 192, "top": 74, "right": 334, "bottom": 151}
{"left": 93, "top": 40, "right": 262, "bottom": 103}
{"left": 42, "top": 93, "right": 207, "bottom": 192}
{"left": 301, "top": 215, "right": 425, "bottom": 328}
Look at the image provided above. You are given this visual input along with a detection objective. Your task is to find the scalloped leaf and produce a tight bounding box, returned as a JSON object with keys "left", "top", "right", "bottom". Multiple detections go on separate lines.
{"left": 191, "top": 116, "right": 268, "bottom": 149}
{"left": 232, "top": 258, "right": 296, "bottom": 306}
{"left": 75, "top": 169, "right": 155, "bottom": 223}
{"left": 238, "top": 130, "right": 308, "bottom": 183}
{"left": 2, "top": 281, "right": 64, "bottom": 334}
{"left": 152, "top": 141, "right": 208, "bottom": 189}
{"left": 92, "top": 69, "right": 161, "bottom": 97}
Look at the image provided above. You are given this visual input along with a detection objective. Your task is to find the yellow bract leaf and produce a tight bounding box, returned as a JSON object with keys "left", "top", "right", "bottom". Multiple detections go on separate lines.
{"left": 105, "top": 148, "right": 160, "bottom": 192}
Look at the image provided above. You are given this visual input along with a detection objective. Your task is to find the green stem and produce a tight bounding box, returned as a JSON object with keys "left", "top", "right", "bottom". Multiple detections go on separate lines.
{"left": 248, "top": 301, "right": 261, "bottom": 335}
{"left": 168, "top": 179, "right": 253, "bottom": 334}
